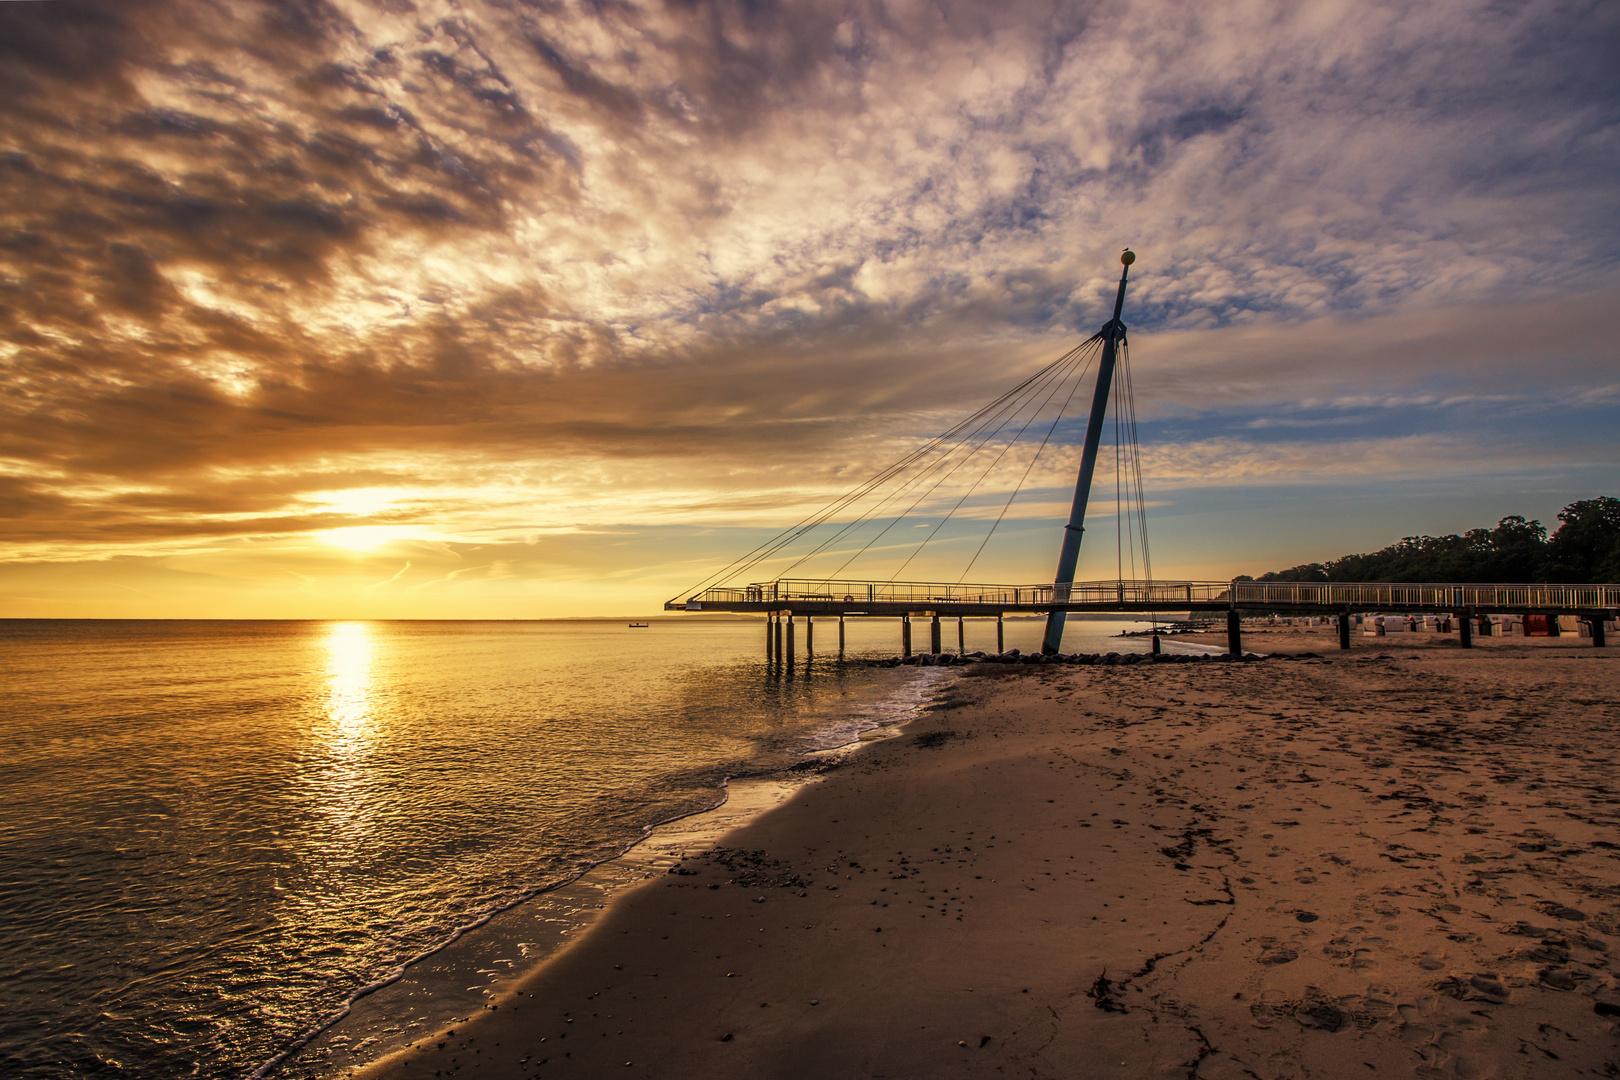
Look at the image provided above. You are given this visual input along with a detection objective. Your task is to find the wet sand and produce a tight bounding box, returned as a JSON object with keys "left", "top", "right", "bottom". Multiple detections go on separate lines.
{"left": 349, "top": 640, "right": 1620, "bottom": 1079}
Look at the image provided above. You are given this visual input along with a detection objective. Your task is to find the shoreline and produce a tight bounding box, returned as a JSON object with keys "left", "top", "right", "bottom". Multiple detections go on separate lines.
{"left": 283, "top": 668, "right": 952, "bottom": 1078}
{"left": 346, "top": 639, "right": 1619, "bottom": 1079}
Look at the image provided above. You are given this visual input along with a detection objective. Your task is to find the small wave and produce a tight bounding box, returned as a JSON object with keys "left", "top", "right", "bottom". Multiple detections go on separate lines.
{"left": 796, "top": 667, "right": 955, "bottom": 754}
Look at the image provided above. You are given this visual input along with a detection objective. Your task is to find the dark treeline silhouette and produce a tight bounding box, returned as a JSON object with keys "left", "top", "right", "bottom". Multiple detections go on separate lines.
{"left": 1245, "top": 497, "right": 1620, "bottom": 584}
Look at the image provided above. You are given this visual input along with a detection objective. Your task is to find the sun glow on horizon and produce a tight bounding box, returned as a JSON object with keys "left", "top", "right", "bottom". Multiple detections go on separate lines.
{"left": 310, "top": 487, "right": 413, "bottom": 516}
{"left": 319, "top": 525, "right": 420, "bottom": 551}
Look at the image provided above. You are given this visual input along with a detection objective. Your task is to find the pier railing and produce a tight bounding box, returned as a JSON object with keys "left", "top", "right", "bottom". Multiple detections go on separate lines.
{"left": 677, "top": 578, "right": 1620, "bottom": 613}
{"left": 688, "top": 578, "right": 1233, "bottom": 608}
{"left": 1231, "top": 581, "right": 1620, "bottom": 611}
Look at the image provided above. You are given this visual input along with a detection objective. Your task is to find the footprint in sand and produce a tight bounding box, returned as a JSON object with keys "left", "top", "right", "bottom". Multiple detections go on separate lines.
{"left": 1432, "top": 973, "right": 1508, "bottom": 1003}
{"left": 1258, "top": 945, "right": 1298, "bottom": 965}
{"left": 1413, "top": 951, "right": 1447, "bottom": 971}
{"left": 1538, "top": 967, "right": 1579, "bottom": 991}
{"left": 1292, "top": 989, "right": 1347, "bottom": 1032}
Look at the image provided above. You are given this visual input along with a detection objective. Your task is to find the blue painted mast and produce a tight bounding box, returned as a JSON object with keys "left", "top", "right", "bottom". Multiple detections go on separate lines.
{"left": 1041, "top": 249, "right": 1135, "bottom": 654}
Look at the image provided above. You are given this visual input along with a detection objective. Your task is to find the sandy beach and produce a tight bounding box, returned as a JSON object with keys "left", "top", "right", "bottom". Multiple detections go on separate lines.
{"left": 349, "top": 639, "right": 1620, "bottom": 1080}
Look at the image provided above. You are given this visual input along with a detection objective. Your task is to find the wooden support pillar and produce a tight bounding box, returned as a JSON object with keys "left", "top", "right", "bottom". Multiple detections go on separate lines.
{"left": 1338, "top": 612, "right": 1351, "bottom": 650}
{"left": 902, "top": 616, "right": 912, "bottom": 658}
{"left": 997, "top": 614, "right": 1004, "bottom": 654}
{"left": 774, "top": 612, "right": 783, "bottom": 659}
{"left": 838, "top": 615, "right": 845, "bottom": 657}
{"left": 1592, "top": 618, "right": 1607, "bottom": 648}
{"left": 958, "top": 616, "right": 965, "bottom": 654}
{"left": 806, "top": 616, "right": 814, "bottom": 655}
{"left": 1227, "top": 610, "right": 1243, "bottom": 656}
{"left": 1459, "top": 612, "right": 1472, "bottom": 649}
{"left": 785, "top": 613, "right": 795, "bottom": 672}
{"left": 766, "top": 612, "right": 774, "bottom": 660}
{"left": 930, "top": 614, "right": 942, "bottom": 654}
{"left": 1150, "top": 632, "right": 1161, "bottom": 656}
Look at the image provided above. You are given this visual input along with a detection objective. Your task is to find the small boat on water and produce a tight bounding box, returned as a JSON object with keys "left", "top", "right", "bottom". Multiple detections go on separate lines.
{"left": 628, "top": 622, "right": 650, "bottom": 628}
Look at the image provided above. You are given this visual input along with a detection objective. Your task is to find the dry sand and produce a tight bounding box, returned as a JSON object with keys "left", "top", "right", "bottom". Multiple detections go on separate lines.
{"left": 350, "top": 639, "right": 1620, "bottom": 1079}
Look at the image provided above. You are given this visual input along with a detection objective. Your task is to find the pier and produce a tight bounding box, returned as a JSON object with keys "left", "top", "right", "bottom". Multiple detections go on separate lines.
{"left": 669, "top": 578, "right": 1619, "bottom": 656}
{"left": 666, "top": 251, "right": 1618, "bottom": 660}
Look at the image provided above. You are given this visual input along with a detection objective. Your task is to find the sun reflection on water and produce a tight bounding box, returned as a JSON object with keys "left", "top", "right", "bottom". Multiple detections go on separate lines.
{"left": 305, "top": 622, "right": 381, "bottom": 857}
{"left": 322, "top": 621, "right": 375, "bottom": 754}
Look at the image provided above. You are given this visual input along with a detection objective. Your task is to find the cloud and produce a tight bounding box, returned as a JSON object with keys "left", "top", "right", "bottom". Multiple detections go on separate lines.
{"left": 1, "top": 0, "right": 1617, "bottom": 611}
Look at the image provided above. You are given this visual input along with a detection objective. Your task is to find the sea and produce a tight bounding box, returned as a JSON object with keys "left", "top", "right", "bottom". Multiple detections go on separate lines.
{"left": 0, "top": 615, "right": 1180, "bottom": 1078}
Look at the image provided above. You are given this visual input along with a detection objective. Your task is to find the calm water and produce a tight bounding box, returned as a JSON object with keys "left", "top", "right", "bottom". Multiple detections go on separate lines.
{"left": 0, "top": 616, "right": 1157, "bottom": 1078}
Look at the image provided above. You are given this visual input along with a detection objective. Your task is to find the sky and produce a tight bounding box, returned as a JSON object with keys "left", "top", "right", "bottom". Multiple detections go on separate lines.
{"left": 1, "top": 0, "right": 1617, "bottom": 618}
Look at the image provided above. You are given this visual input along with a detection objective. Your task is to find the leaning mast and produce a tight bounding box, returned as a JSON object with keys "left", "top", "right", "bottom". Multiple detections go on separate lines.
{"left": 1041, "top": 249, "right": 1135, "bottom": 654}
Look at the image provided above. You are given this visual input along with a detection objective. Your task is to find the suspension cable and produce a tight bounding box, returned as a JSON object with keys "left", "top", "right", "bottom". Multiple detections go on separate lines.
{"left": 667, "top": 323, "right": 1154, "bottom": 603}
{"left": 780, "top": 341, "right": 1093, "bottom": 582}
{"left": 887, "top": 340, "right": 1100, "bottom": 582}
{"left": 957, "top": 336, "right": 1101, "bottom": 582}
{"left": 664, "top": 343, "right": 1094, "bottom": 602}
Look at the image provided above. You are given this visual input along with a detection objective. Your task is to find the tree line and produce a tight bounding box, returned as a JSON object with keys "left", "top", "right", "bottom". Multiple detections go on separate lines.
{"left": 1243, "top": 496, "right": 1620, "bottom": 584}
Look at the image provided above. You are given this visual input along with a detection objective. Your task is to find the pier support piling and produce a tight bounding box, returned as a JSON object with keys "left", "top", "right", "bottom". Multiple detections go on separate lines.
{"left": 838, "top": 615, "right": 845, "bottom": 657}
{"left": 774, "top": 612, "right": 783, "bottom": 661}
{"left": 1227, "top": 610, "right": 1243, "bottom": 656}
{"left": 806, "top": 617, "right": 813, "bottom": 656}
{"left": 958, "top": 617, "right": 965, "bottom": 654}
{"left": 1592, "top": 618, "right": 1607, "bottom": 648}
{"left": 766, "top": 613, "right": 774, "bottom": 660}
{"left": 997, "top": 614, "right": 1004, "bottom": 654}
{"left": 1460, "top": 613, "right": 1473, "bottom": 649}
{"left": 930, "top": 614, "right": 941, "bottom": 655}
{"left": 786, "top": 613, "right": 796, "bottom": 672}
{"left": 902, "top": 616, "right": 912, "bottom": 658}
{"left": 1338, "top": 612, "right": 1351, "bottom": 650}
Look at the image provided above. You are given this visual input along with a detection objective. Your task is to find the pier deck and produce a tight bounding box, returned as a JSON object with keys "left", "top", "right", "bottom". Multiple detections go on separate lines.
{"left": 671, "top": 578, "right": 1618, "bottom": 656}
{"left": 670, "top": 578, "right": 1620, "bottom": 619}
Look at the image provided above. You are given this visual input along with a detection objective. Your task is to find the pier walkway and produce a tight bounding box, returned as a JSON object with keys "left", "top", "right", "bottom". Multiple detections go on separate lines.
{"left": 668, "top": 578, "right": 1620, "bottom": 654}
